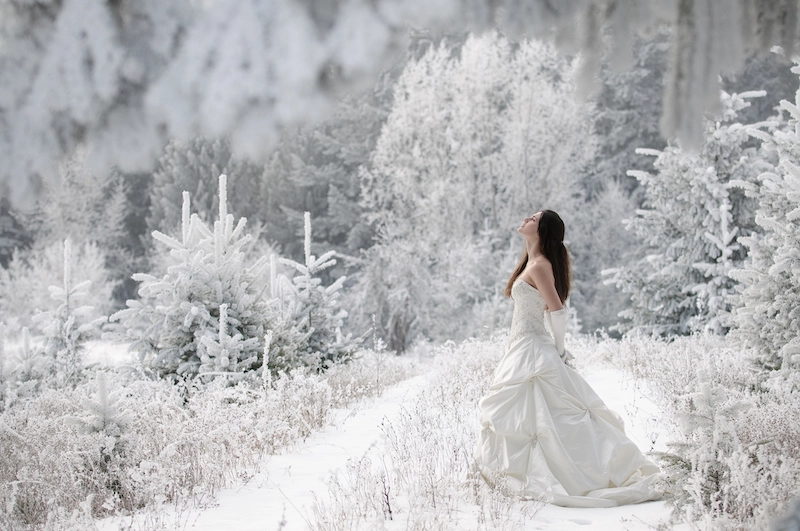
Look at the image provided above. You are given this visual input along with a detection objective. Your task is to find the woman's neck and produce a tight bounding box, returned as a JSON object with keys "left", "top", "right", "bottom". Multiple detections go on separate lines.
{"left": 526, "top": 240, "right": 542, "bottom": 260}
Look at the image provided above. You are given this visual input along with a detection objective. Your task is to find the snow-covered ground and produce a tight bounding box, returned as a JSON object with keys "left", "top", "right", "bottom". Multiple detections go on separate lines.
{"left": 99, "top": 351, "right": 680, "bottom": 530}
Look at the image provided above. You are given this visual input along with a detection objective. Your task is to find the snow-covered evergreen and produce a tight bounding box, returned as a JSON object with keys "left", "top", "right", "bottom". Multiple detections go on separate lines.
{"left": 0, "top": 240, "right": 113, "bottom": 335}
{"left": 111, "top": 175, "right": 304, "bottom": 380}
{"left": 606, "top": 91, "right": 773, "bottom": 335}
{"left": 32, "top": 239, "right": 105, "bottom": 387}
{"left": 279, "top": 212, "right": 359, "bottom": 369}
{"left": 731, "top": 71, "right": 800, "bottom": 370}
{"left": 147, "top": 137, "right": 264, "bottom": 236}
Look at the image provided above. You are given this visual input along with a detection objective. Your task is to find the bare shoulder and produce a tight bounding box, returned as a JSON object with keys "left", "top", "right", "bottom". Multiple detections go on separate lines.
{"left": 529, "top": 257, "right": 554, "bottom": 276}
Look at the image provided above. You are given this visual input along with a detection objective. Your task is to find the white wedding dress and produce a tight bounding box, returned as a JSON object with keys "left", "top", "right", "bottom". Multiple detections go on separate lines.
{"left": 475, "top": 277, "right": 661, "bottom": 508}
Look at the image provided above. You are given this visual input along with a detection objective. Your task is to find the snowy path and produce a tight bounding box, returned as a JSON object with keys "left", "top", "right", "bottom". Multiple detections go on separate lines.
{"left": 94, "top": 357, "right": 679, "bottom": 530}
{"left": 179, "top": 363, "right": 677, "bottom": 531}
{"left": 186, "top": 372, "right": 430, "bottom": 531}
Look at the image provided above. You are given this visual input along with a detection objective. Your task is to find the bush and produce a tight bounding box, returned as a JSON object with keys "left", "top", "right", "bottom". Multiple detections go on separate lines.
{"left": 0, "top": 348, "right": 418, "bottom": 529}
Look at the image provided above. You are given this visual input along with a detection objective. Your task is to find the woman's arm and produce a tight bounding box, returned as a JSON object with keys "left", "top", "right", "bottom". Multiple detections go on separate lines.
{"left": 528, "top": 260, "right": 563, "bottom": 311}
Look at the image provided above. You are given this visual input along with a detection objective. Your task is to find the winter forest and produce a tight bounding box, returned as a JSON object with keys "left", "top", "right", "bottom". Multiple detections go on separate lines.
{"left": 2, "top": 0, "right": 800, "bottom": 530}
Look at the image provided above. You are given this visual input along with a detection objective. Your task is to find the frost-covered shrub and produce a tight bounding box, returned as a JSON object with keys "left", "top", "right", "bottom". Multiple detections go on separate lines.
{"left": 0, "top": 239, "right": 113, "bottom": 336}
{"left": 111, "top": 175, "right": 305, "bottom": 379}
{"left": 0, "top": 348, "right": 417, "bottom": 529}
{"left": 588, "top": 333, "right": 800, "bottom": 530}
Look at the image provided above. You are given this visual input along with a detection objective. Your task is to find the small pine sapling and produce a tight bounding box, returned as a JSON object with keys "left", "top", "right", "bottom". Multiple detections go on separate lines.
{"left": 279, "top": 212, "right": 360, "bottom": 370}
{"left": 69, "top": 371, "right": 132, "bottom": 440}
{"left": 32, "top": 239, "right": 105, "bottom": 387}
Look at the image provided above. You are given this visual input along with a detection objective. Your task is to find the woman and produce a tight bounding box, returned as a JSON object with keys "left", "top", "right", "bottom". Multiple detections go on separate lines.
{"left": 475, "top": 210, "right": 660, "bottom": 508}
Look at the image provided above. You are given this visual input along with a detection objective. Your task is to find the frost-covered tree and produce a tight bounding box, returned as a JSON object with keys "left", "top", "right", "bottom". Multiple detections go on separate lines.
{"left": 0, "top": 323, "right": 5, "bottom": 411}
{"left": 147, "top": 137, "right": 264, "bottom": 237}
{"left": 260, "top": 80, "right": 393, "bottom": 266}
{"left": 0, "top": 196, "right": 33, "bottom": 268}
{"left": 69, "top": 371, "right": 132, "bottom": 440}
{"left": 1, "top": 0, "right": 796, "bottom": 207}
{"left": 731, "top": 75, "right": 800, "bottom": 370}
{"left": 0, "top": 240, "right": 114, "bottom": 335}
{"left": 607, "top": 91, "right": 773, "bottom": 335}
{"left": 31, "top": 239, "right": 105, "bottom": 387}
{"left": 22, "top": 148, "right": 135, "bottom": 304}
{"left": 353, "top": 34, "right": 593, "bottom": 349}
{"left": 590, "top": 31, "right": 669, "bottom": 198}
{"left": 279, "top": 212, "right": 359, "bottom": 368}
{"left": 569, "top": 181, "right": 639, "bottom": 333}
{"left": 112, "top": 175, "right": 305, "bottom": 380}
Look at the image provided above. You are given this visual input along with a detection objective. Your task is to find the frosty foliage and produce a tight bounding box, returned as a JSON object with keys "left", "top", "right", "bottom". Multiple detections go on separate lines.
{"left": 1, "top": 0, "right": 797, "bottom": 207}
{"left": 586, "top": 332, "right": 800, "bottom": 530}
{"left": 278, "top": 212, "right": 360, "bottom": 369}
{"left": 606, "top": 91, "right": 773, "bottom": 335}
{"left": 111, "top": 175, "right": 302, "bottom": 379}
{"left": 31, "top": 239, "right": 106, "bottom": 388}
{"left": 0, "top": 239, "right": 113, "bottom": 335}
{"left": 146, "top": 136, "right": 264, "bottom": 237}
{"left": 730, "top": 70, "right": 800, "bottom": 370}
{"left": 353, "top": 34, "right": 594, "bottom": 351}
{"left": 0, "top": 349, "right": 417, "bottom": 529}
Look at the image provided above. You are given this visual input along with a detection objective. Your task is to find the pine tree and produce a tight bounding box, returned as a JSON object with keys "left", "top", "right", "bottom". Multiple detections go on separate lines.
{"left": 112, "top": 175, "right": 306, "bottom": 380}
{"left": 279, "top": 212, "right": 359, "bottom": 368}
{"left": 606, "top": 91, "right": 773, "bottom": 335}
{"left": 147, "top": 137, "right": 263, "bottom": 237}
{"left": 731, "top": 75, "right": 800, "bottom": 369}
{"left": 0, "top": 239, "right": 114, "bottom": 335}
{"left": 32, "top": 239, "right": 104, "bottom": 387}
{"left": 69, "top": 371, "right": 132, "bottom": 439}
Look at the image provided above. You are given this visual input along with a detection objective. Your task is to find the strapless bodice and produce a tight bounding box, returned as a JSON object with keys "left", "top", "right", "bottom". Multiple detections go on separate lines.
{"left": 508, "top": 277, "right": 549, "bottom": 342}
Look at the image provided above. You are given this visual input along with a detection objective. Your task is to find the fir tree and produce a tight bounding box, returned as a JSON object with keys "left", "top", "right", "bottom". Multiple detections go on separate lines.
{"left": 69, "top": 371, "right": 132, "bottom": 440}
{"left": 147, "top": 137, "right": 263, "bottom": 237}
{"left": 279, "top": 212, "right": 359, "bottom": 369}
{"left": 32, "top": 239, "right": 104, "bottom": 387}
{"left": 731, "top": 75, "right": 800, "bottom": 369}
{"left": 607, "top": 91, "right": 773, "bottom": 335}
{"left": 112, "top": 175, "right": 305, "bottom": 380}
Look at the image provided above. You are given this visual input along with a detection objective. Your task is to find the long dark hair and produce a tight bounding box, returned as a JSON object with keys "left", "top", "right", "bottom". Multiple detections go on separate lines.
{"left": 504, "top": 210, "right": 571, "bottom": 302}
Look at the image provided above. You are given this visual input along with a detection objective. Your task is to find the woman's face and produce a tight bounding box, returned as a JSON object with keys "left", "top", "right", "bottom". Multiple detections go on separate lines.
{"left": 518, "top": 211, "right": 542, "bottom": 238}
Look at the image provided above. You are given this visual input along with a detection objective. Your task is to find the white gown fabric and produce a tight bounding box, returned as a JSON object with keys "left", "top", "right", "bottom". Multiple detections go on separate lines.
{"left": 475, "top": 278, "right": 661, "bottom": 508}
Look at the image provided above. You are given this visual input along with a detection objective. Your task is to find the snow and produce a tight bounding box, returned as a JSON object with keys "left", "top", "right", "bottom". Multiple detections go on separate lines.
{"left": 94, "top": 357, "right": 677, "bottom": 530}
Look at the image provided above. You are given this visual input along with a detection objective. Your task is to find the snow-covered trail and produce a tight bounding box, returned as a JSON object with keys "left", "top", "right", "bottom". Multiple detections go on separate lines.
{"left": 186, "top": 372, "right": 430, "bottom": 531}
{"left": 178, "top": 362, "right": 676, "bottom": 531}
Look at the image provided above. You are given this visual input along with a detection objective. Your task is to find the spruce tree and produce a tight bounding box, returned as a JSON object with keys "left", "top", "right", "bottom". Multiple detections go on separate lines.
{"left": 32, "top": 239, "right": 104, "bottom": 387}
{"left": 731, "top": 78, "right": 800, "bottom": 369}
{"left": 112, "top": 175, "right": 305, "bottom": 380}
{"left": 279, "top": 212, "right": 359, "bottom": 369}
{"left": 607, "top": 91, "right": 773, "bottom": 335}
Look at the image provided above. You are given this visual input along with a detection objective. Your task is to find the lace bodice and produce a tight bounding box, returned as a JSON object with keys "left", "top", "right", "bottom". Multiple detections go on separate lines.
{"left": 509, "top": 277, "right": 549, "bottom": 343}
